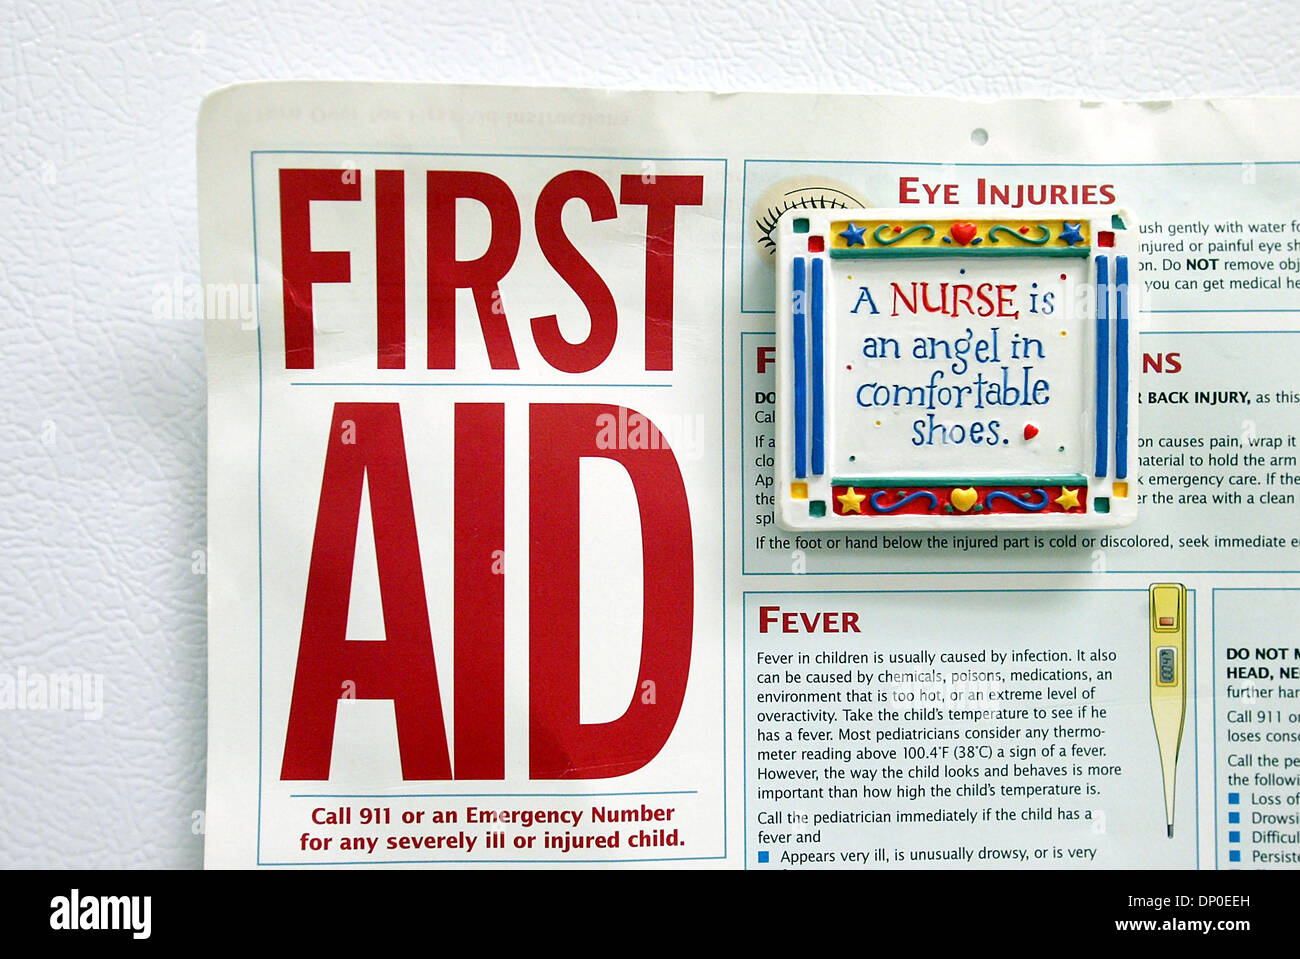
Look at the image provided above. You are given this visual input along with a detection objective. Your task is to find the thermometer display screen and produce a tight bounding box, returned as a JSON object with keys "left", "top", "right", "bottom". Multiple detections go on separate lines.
{"left": 1158, "top": 646, "right": 1177, "bottom": 685}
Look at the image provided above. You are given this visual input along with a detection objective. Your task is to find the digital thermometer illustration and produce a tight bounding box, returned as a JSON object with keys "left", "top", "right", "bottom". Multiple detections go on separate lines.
{"left": 1149, "top": 583, "right": 1188, "bottom": 838}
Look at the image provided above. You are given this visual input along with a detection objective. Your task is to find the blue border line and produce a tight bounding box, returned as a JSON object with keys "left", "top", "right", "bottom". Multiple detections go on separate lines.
{"left": 720, "top": 158, "right": 730, "bottom": 864}
{"left": 251, "top": 153, "right": 265, "bottom": 865}
{"left": 1095, "top": 255, "right": 1110, "bottom": 478}
{"left": 258, "top": 855, "right": 717, "bottom": 865}
{"left": 1193, "top": 589, "right": 1200, "bottom": 871}
{"left": 792, "top": 257, "right": 807, "bottom": 479}
{"left": 811, "top": 257, "right": 825, "bottom": 476}
{"left": 253, "top": 149, "right": 725, "bottom": 162}
{"left": 1212, "top": 589, "right": 1218, "bottom": 870}
{"left": 1116, "top": 256, "right": 1130, "bottom": 479}
{"left": 290, "top": 790, "right": 698, "bottom": 799}
{"left": 251, "top": 149, "right": 729, "bottom": 866}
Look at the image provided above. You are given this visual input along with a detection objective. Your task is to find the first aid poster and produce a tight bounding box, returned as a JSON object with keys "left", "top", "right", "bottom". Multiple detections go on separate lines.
{"left": 201, "top": 83, "right": 1300, "bottom": 868}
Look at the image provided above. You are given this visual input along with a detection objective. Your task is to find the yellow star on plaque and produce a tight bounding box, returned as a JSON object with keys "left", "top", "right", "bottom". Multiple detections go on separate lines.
{"left": 837, "top": 487, "right": 866, "bottom": 514}
{"left": 1055, "top": 487, "right": 1081, "bottom": 511}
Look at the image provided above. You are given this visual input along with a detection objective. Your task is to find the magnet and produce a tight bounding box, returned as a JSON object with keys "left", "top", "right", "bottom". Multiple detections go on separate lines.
{"left": 774, "top": 207, "right": 1142, "bottom": 531}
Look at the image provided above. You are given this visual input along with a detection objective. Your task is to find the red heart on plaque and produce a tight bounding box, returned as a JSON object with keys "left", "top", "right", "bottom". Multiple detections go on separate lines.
{"left": 950, "top": 221, "right": 978, "bottom": 245}
{"left": 1023, "top": 423, "right": 1039, "bottom": 440}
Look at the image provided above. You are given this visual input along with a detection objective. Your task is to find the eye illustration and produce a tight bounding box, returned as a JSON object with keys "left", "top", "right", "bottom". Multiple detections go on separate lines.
{"left": 750, "top": 178, "right": 867, "bottom": 262}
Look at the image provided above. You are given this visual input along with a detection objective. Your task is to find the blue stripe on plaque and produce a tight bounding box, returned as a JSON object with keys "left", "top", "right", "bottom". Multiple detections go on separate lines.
{"left": 1115, "top": 256, "right": 1130, "bottom": 478}
{"left": 1094, "top": 255, "right": 1110, "bottom": 478}
{"left": 793, "top": 257, "right": 807, "bottom": 479}
{"left": 811, "top": 257, "right": 825, "bottom": 476}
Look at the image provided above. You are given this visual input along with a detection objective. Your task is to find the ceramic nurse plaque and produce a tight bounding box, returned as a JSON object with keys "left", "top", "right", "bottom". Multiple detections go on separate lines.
{"left": 775, "top": 209, "right": 1141, "bottom": 530}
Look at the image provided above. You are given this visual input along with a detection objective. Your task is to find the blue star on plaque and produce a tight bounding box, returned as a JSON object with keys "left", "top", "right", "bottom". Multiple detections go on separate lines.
{"left": 839, "top": 222, "right": 867, "bottom": 246}
{"left": 1059, "top": 222, "right": 1084, "bottom": 246}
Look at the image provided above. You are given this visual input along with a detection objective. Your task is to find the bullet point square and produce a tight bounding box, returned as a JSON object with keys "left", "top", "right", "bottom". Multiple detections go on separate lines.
{"left": 1229, "top": 812, "right": 1240, "bottom": 824}
{"left": 1229, "top": 831, "right": 1240, "bottom": 843}
{"left": 1228, "top": 793, "right": 1240, "bottom": 805}
{"left": 1229, "top": 850, "right": 1241, "bottom": 863}
{"left": 757, "top": 850, "right": 769, "bottom": 863}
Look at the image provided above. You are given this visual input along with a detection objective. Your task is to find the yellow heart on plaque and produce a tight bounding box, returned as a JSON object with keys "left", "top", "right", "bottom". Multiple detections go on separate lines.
{"left": 950, "top": 487, "right": 978, "bottom": 512}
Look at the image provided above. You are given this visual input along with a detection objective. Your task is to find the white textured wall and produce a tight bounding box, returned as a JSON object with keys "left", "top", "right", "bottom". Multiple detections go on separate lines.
{"left": 3, "top": 0, "right": 1299, "bottom": 867}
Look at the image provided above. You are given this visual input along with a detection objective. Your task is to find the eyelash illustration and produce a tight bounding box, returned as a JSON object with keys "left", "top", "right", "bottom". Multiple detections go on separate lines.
{"left": 754, "top": 187, "right": 863, "bottom": 254}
